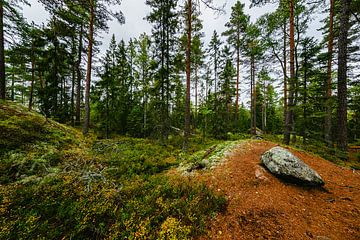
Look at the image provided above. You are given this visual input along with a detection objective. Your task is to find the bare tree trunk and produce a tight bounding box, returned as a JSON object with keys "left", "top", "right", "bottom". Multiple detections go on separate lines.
{"left": 337, "top": 0, "right": 351, "bottom": 151}
{"left": 0, "top": 1, "right": 5, "bottom": 100}
{"left": 303, "top": 42, "right": 308, "bottom": 144}
{"left": 71, "top": 59, "right": 76, "bottom": 125}
{"left": 29, "top": 42, "right": 35, "bottom": 110}
{"left": 183, "top": 0, "right": 192, "bottom": 150}
{"left": 235, "top": 31, "right": 240, "bottom": 128}
{"left": 324, "top": 0, "right": 335, "bottom": 146}
{"left": 250, "top": 58, "right": 253, "bottom": 135}
{"left": 262, "top": 78, "right": 266, "bottom": 133}
{"left": 83, "top": 0, "right": 94, "bottom": 135}
{"left": 194, "top": 64, "right": 198, "bottom": 129}
{"left": 76, "top": 24, "right": 83, "bottom": 126}
{"left": 11, "top": 69, "right": 14, "bottom": 100}
{"left": 283, "top": 20, "right": 288, "bottom": 133}
{"left": 284, "top": 0, "right": 295, "bottom": 145}
{"left": 252, "top": 56, "right": 256, "bottom": 135}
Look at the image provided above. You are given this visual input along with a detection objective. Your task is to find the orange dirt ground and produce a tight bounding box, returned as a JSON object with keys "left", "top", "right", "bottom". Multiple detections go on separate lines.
{"left": 197, "top": 140, "right": 360, "bottom": 240}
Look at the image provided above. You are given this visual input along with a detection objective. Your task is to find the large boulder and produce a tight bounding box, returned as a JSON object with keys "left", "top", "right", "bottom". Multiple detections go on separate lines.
{"left": 261, "top": 146, "right": 325, "bottom": 186}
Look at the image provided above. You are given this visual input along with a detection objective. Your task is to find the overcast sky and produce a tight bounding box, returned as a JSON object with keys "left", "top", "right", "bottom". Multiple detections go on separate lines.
{"left": 22, "top": 0, "right": 281, "bottom": 52}
{"left": 22, "top": 0, "right": 322, "bottom": 105}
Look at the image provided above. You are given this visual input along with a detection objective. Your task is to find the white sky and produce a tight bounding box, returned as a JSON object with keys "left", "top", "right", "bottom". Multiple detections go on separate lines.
{"left": 22, "top": 0, "right": 281, "bottom": 51}
{"left": 22, "top": 0, "right": 323, "bottom": 106}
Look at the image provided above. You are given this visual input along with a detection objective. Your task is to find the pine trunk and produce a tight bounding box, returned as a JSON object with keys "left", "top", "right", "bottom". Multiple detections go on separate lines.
{"left": 324, "top": 0, "right": 335, "bottom": 146}
{"left": 303, "top": 43, "right": 308, "bottom": 144}
{"left": 284, "top": 0, "right": 295, "bottom": 145}
{"left": 252, "top": 56, "right": 256, "bottom": 135}
{"left": 235, "top": 32, "right": 240, "bottom": 127}
{"left": 283, "top": 20, "right": 287, "bottom": 125}
{"left": 0, "top": 1, "right": 5, "bottom": 100}
{"left": 183, "top": 0, "right": 192, "bottom": 150}
{"left": 76, "top": 25, "right": 83, "bottom": 126}
{"left": 83, "top": 1, "right": 94, "bottom": 135}
{"left": 337, "top": 0, "right": 351, "bottom": 151}
{"left": 29, "top": 42, "right": 35, "bottom": 110}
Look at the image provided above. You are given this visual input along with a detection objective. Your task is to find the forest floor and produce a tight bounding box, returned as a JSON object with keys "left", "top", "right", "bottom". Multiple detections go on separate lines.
{"left": 196, "top": 140, "right": 360, "bottom": 240}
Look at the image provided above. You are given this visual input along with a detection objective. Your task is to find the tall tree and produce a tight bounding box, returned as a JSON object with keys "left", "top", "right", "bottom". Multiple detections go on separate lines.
{"left": 82, "top": 0, "right": 124, "bottom": 135}
{"left": 0, "top": 0, "right": 29, "bottom": 100}
{"left": 223, "top": 1, "right": 249, "bottom": 128}
{"left": 146, "top": 0, "right": 179, "bottom": 141}
{"left": 83, "top": 0, "right": 95, "bottom": 135}
{"left": 245, "top": 23, "right": 262, "bottom": 135}
{"left": 324, "top": 0, "right": 335, "bottom": 146}
{"left": 184, "top": 0, "right": 192, "bottom": 150}
{"left": 337, "top": 0, "right": 352, "bottom": 151}
{"left": 0, "top": 0, "right": 4, "bottom": 100}
{"left": 208, "top": 30, "right": 222, "bottom": 95}
{"left": 284, "top": 0, "right": 295, "bottom": 145}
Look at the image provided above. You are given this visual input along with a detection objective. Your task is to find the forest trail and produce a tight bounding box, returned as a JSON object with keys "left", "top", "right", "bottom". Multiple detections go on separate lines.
{"left": 197, "top": 140, "right": 360, "bottom": 240}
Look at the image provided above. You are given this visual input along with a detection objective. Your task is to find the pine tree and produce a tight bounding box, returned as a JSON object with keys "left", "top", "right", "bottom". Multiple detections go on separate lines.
{"left": 146, "top": 0, "right": 179, "bottom": 141}
{"left": 207, "top": 30, "right": 222, "bottom": 96}
{"left": 0, "top": 0, "right": 29, "bottom": 100}
{"left": 223, "top": 1, "right": 249, "bottom": 128}
{"left": 337, "top": 0, "right": 352, "bottom": 151}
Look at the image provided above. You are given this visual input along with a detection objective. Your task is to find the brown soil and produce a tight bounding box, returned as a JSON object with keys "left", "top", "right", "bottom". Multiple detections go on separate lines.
{"left": 197, "top": 140, "right": 360, "bottom": 240}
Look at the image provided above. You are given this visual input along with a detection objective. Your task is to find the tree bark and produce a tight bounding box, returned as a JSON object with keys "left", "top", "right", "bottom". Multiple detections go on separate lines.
{"left": 0, "top": 1, "right": 5, "bottom": 100}
{"left": 284, "top": 0, "right": 295, "bottom": 145}
{"left": 235, "top": 31, "right": 240, "bottom": 128}
{"left": 303, "top": 42, "right": 308, "bottom": 144}
{"left": 283, "top": 9, "right": 287, "bottom": 128}
{"left": 324, "top": 0, "right": 334, "bottom": 146}
{"left": 29, "top": 42, "right": 35, "bottom": 110}
{"left": 76, "top": 24, "right": 83, "bottom": 126}
{"left": 337, "top": 0, "right": 351, "bottom": 151}
{"left": 252, "top": 56, "right": 256, "bottom": 135}
{"left": 183, "top": 0, "right": 192, "bottom": 150}
{"left": 11, "top": 69, "right": 14, "bottom": 100}
{"left": 83, "top": 0, "right": 94, "bottom": 135}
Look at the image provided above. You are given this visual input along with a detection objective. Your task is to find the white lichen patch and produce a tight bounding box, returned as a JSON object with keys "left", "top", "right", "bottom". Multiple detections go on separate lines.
{"left": 178, "top": 140, "right": 245, "bottom": 176}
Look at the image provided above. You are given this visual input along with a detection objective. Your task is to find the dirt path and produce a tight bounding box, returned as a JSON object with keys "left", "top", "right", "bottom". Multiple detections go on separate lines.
{"left": 198, "top": 140, "right": 360, "bottom": 240}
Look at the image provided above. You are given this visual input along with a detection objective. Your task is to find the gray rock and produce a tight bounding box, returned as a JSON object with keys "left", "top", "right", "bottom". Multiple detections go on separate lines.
{"left": 261, "top": 146, "right": 324, "bottom": 186}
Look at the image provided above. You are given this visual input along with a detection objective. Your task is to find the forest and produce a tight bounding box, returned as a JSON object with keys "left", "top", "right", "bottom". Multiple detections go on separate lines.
{"left": 0, "top": 0, "right": 360, "bottom": 239}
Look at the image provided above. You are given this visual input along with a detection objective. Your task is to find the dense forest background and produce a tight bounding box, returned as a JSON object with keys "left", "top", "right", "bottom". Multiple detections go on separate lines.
{"left": 0, "top": 0, "right": 359, "bottom": 151}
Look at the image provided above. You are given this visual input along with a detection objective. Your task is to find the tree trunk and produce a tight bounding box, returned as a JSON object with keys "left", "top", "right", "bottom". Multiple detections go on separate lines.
{"left": 183, "top": 0, "right": 192, "bottom": 150}
{"left": 283, "top": 20, "right": 287, "bottom": 127}
{"left": 337, "top": 0, "right": 351, "bottom": 151}
{"left": 194, "top": 64, "right": 198, "bottom": 129}
{"left": 0, "top": 1, "right": 5, "bottom": 100}
{"left": 76, "top": 24, "right": 83, "bottom": 126}
{"left": 303, "top": 42, "right": 308, "bottom": 144}
{"left": 29, "top": 42, "right": 35, "bottom": 110}
{"left": 250, "top": 58, "right": 253, "bottom": 135}
{"left": 235, "top": 31, "right": 240, "bottom": 127}
{"left": 262, "top": 79, "right": 266, "bottom": 133}
{"left": 324, "top": 0, "right": 335, "bottom": 146}
{"left": 71, "top": 56, "right": 76, "bottom": 125}
{"left": 83, "top": 0, "right": 94, "bottom": 135}
{"left": 252, "top": 56, "right": 256, "bottom": 135}
{"left": 11, "top": 69, "right": 14, "bottom": 100}
{"left": 284, "top": 0, "right": 295, "bottom": 145}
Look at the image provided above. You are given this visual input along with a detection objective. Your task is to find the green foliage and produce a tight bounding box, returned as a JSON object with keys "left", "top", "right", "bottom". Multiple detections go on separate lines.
{"left": 0, "top": 102, "right": 80, "bottom": 183}
{"left": 0, "top": 174, "right": 226, "bottom": 239}
{"left": 0, "top": 103, "right": 227, "bottom": 239}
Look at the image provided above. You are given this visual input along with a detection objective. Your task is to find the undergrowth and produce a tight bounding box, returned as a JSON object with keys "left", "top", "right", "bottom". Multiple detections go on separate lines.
{"left": 0, "top": 102, "right": 227, "bottom": 239}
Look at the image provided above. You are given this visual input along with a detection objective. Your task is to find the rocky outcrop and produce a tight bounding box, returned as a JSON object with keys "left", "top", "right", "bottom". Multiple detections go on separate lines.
{"left": 261, "top": 147, "right": 325, "bottom": 186}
